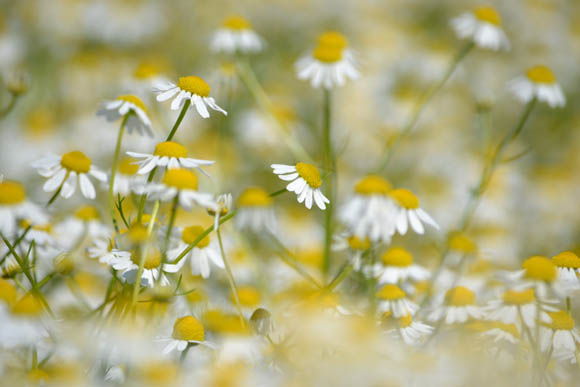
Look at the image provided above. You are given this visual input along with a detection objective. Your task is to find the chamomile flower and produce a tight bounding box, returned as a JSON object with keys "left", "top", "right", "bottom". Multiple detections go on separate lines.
{"left": 55, "top": 205, "right": 109, "bottom": 249}
{"left": 87, "top": 236, "right": 131, "bottom": 266}
{"left": 32, "top": 151, "right": 107, "bottom": 200}
{"left": 376, "top": 284, "right": 418, "bottom": 318}
{"left": 160, "top": 315, "right": 215, "bottom": 355}
{"left": 97, "top": 94, "right": 153, "bottom": 137}
{"left": 539, "top": 310, "right": 580, "bottom": 361}
{"left": 153, "top": 75, "right": 227, "bottom": 118}
{"left": 210, "top": 15, "right": 265, "bottom": 54}
{"left": 295, "top": 31, "right": 360, "bottom": 89}
{"left": 390, "top": 189, "right": 439, "bottom": 235}
{"left": 109, "top": 248, "right": 179, "bottom": 287}
{"left": 140, "top": 169, "right": 217, "bottom": 211}
{"left": 332, "top": 233, "right": 371, "bottom": 272}
{"left": 271, "top": 163, "right": 329, "bottom": 210}
{"left": 391, "top": 314, "right": 434, "bottom": 346}
{"left": 451, "top": 6, "right": 510, "bottom": 51}
{"left": 485, "top": 288, "right": 557, "bottom": 328}
{"left": 552, "top": 251, "right": 580, "bottom": 291}
{"left": 480, "top": 322, "right": 520, "bottom": 345}
{"left": 340, "top": 175, "right": 398, "bottom": 243}
{"left": 209, "top": 193, "right": 232, "bottom": 231}
{"left": 127, "top": 141, "right": 215, "bottom": 176}
{"left": 504, "top": 256, "right": 558, "bottom": 298}
{"left": 377, "top": 247, "right": 430, "bottom": 284}
{"left": 111, "top": 158, "right": 146, "bottom": 195}
{"left": 428, "top": 286, "right": 484, "bottom": 324}
{"left": 508, "top": 65, "right": 566, "bottom": 108}
{"left": 166, "top": 225, "right": 224, "bottom": 279}
{"left": 0, "top": 180, "right": 47, "bottom": 236}
{"left": 234, "top": 187, "right": 277, "bottom": 233}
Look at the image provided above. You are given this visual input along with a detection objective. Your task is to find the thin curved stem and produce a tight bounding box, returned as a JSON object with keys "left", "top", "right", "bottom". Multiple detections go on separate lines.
{"left": 217, "top": 226, "right": 245, "bottom": 327}
{"left": 108, "top": 114, "right": 129, "bottom": 232}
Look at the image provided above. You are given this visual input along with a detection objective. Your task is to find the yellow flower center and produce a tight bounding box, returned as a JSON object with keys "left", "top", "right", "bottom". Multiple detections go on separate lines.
{"left": 223, "top": 15, "right": 252, "bottom": 30}
{"left": 154, "top": 141, "right": 187, "bottom": 158}
{"left": 445, "top": 286, "right": 475, "bottom": 307}
{"left": 389, "top": 188, "right": 419, "bottom": 209}
{"left": 11, "top": 293, "right": 43, "bottom": 316}
{"left": 162, "top": 168, "right": 199, "bottom": 191}
{"left": 317, "top": 31, "right": 348, "bottom": 50}
{"left": 236, "top": 286, "right": 261, "bottom": 307}
{"left": 376, "top": 284, "right": 406, "bottom": 300}
{"left": 502, "top": 288, "right": 535, "bottom": 305}
{"left": 177, "top": 76, "right": 210, "bottom": 97}
{"left": 0, "top": 279, "right": 17, "bottom": 305}
{"left": 448, "top": 232, "right": 477, "bottom": 253}
{"left": 130, "top": 250, "right": 162, "bottom": 269}
{"left": 0, "top": 181, "right": 26, "bottom": 204}
{"left": 398, "top": 314, "right": 413, "bottom": 328}
{"left": 74, "top": 205, "right": 99, "bottom": 221}
{"left": 128, "top": 224, "right": 149, "bottom": 243}
{"left": 492, "top": 322, "right": 520, "bottom": 338}
{"left": 181, "top": 225, "right": 210, "bottom": 248}
{"left": 117, "top": 94, "right": 147, "bottom": 112}
{"left": 118, "top": 158, "right": 139, "bottom": 175}
{"left": 522, "top": 256, "right": 556, "bottom": 282}
{"left": 526, "top": 65, "right": 556, "bottom": 84}
{"left": 474, "top": 6, "right": 501, "bottom": 26}
{"left": 544, "top": 311, "right": 575, "bottom": 331}
{"left": 134, "top": 62, "right": 163, "bottom": 79}
{"left": 347, "top": 235, "right": 371, "bottom": 251}
{"left": 313, "top": 45, "right": 343, "bottom": 63}
{"left": 354, "top": 175, "right": 392, "bottom": 196}
{"left": 552, "top": 251, "right": 580, "bottom": 269}
{"left": 172, "top": 315, "right": 205, "bottom": 341}
{"left": 237, "top": 187, "right": 272, "bottom": 207}
{"left": 61, "top": 151, "right": 91, "bottom": 173}
{"left": 381, "top": 247, "right": 413, "bottom": 267}
{"left": 295, "top": 162, "right": 322, "bottom": 188}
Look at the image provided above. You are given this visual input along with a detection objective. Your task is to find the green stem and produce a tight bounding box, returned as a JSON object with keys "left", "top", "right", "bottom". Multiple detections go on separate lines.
{"left": 322, "top": 89, "right": 335, "bottom": 278}
{"left": 325, "top": 262, "right": 353, "bottom": 292}
{"left": 45, "top": 172, "right": 69, "bottom": 208}
{"left": 269, "top": 233, "right": 322, "bottom": 289}
{"left": 156, "top": 195, "right": 179, "bottom": 286}
{"left": 217, "top": 227, "right": 245, "bottom": 327}
{"left": 166, "top": 100, "right": 190, "bottom": 141}
{"left": 108, "top": 114, "right": 129, "bottom": 232}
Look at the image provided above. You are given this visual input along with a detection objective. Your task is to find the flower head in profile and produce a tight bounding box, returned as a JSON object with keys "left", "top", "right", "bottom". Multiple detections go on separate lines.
{"left": 552, "top": 251, "right": 580, "bottom": 291}
{"left": 377, "top": 247, "right": 430, "bottom": 284}
{"left": 332, "top": 233, "right": 371, "bottom": 272}
{"left": 111, "top": 157, "right": 146, "bottom": 195}
{"left": 97, "top": 94, "right": 153, "bottom": 137}
{"left": 388, "top": 313, "right": 433, "bottom": 346}
{"left": 508, "top": 65, "right": 565, "bottom": 108}
{"left": 32, "top": 151, "right": 107, "bottom": 199}
{"left": 153, "top": 75, "right": 227, "bottom": 118}
{"left": 234, "top": 187, "right": 277, "bottom": 233}
{"left": 504, "top": 256, "right": 558, "bottom": 298}
{"left": 428, "top": 286, "right": 483, "bottom": 324}
{"left": 127, "top": 141, "right": 215, "bottom": 175}
{"left": 451, "top": 6, "right": 510, "bottom": 51}
{"left": 485, "top": 288, "right": 557, "bottom": 328}
{"left": 390, "top": 188, "right": 439, "bottom": 235}
{"left": 539, "top": 310, "right": 580, "bottom": 362}
{"left": 109, "top": 247, "right": 179, "bottom": 287}
{"left": 210, "top": 15, "right": 265, "bottom": 54}
{"left": 167, "top": 225, "right": 224, "bottom": 279}
{"left": 209, "top": 193, "right": 233, "bottom": 230}
{"left": 0, "top": 180, "right": 47, "bottom": 236}
{"left": 271, "top": 163, "right": 329, "bottom": 210}
{"left": 160, "top": 315, "right": 215, "bottom": 354}
{"left": 376, "top": 284, "right": 418, "bottom": 318}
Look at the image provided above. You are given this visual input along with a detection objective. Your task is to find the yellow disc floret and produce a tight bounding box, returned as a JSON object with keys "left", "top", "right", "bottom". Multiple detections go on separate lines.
{"left": 162, "top": 168, "right": 198, "bottom": 191}
{"left": 154, "top": 141, "right": 187, "bottom": 158}
{"left": 128, "top": 224, "right": 149, "bottom": 243}
{"left": 317, "top": 31, "right": 348, "bottom": 50}
{"left": 295, "top": 162, "right": 322, "bottom": 188}
{"left": 502, "top": 288, "right": 535, "bottom": 305}
{"left": 11, "top": 293, "right": 43, "bottom": 316}
{"left": 445, "top": 286, "right": 475, "bottom": 306}
{"left": 376, "top": 284, "right": 406, "bottom": 300}
{"left": 130, "top": 250, "right": 161, "bottom": 269}
{"left": 398, "top": 314, "right": 413, "bottom": 328}
{"left": 223, "top": 15, "right": 251, "bottom": 30}
{"left": 236, "top": 286, "right": 261, "bottom": 307}
{"left": 117, "top": 94, "right": 147, "bottom": 112}
{"left": 181, "top": 225, "right": 210, "bottom": 248}
{"left": 552, "top": 251, "right": 580, "bottom": 269}
{"left": 522, "top": 256, "right": 556, "bottom": 282}
{"left": 61, "top": 151, "right": 91, "bottom": 174}
{"left": 354, "top": 175, "right": 392, "bottom": 196}
{"left": 526, "top": 65, "right": 556, "bottom": 84}
{"left": 347, "top": 235, "right": 371, "bottom": 251}
{"left": 118, "top": 158, "right": 139, "bottom": 175}
{"left": 237, "top": 187, "right": 272, "bottom": 207}
{"left": 74, "top": 205, "right": 99, "bottom": 221}
{"left": 389, "top": 188, "right": 419, "bottom": 209}
{"left": 172, "top": 315, "right": 205, "bottom": 341}
{"left": 313, "top": 45, "right": 343, "bottom": 63}
{"left": 474, "top": 6, "right": 501, "bottom": 26}
{"left": 448, "top": 232, "right": 477, "bottom": 253}
{"left": 544, "top": 310, "right": 575, "bottom": 331}
{"left": 381, "top": 247, "right": 413, "bottom": 267}
{"left": 177, "top": 76, "right": 210, "bottom": 97}
{"left": 0, "top": 279, "right": 17, "bottom": 305}
{"left": 0, "top": 181, "right": 26, "bottom": 204}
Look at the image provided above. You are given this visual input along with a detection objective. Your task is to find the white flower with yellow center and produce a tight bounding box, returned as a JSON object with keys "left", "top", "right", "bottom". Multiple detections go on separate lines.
{"left": 451, "top": 6, "right": 510, "bottom": 51}
{"left": 55, "top": 205, "right": 109, "bottom": 249}
{"left": 332, "top": 234, "right": 371, "bottom": 272}
{"left": 0, "top": 181, "right": 47, "bottom": 236}
{"left": 0, "top": 292, "right": 47, "bottom": 349}
{"left": 391, "top": 314, "right": 434, "bottom": 346}
{"left": 127, "top": 141, "right": 215, "bottom": 176}
{"left": 97, "top": 94, "right": 153, "bottom": 137}
{"left": 389, "top": 189, "right": 439, "bottom": 235}
{"left": 503, "top": 256, "right": 558, "bottom": 298}
{"left": 153, "top": 75, "right": 227, "bottom": 118}
{"left": 340, "top": 175, "right": 398, "bottom": 243}
{"left": 552, "top": 251, "right": 580, "bottom": 291}
{"left": 376, "top": 284, "right": 418, "bottom": 318}
{"left": 210, "top": 15, "right": 265, "bottom": 54}
{"left": 485, "top": 288, "right": 557, "bottom": 328}
{"left": 427, "top": 286, "right": 483, "bottom": 324}
{"left": 539, "top": 310, "right": 580, "bottom": 361}
{"left": 87, "top": 236, "right": 130, "bottom": 266}
{"left": 508, "top": 65, "right": 565, "bottom": 108}
{"left": 167, "top": 225, "right": 224, "bottom": 279}
{"left": 159, "top": 315, "right": 215, "bottom": 354}
{"left": 377, "top": 247, "right": 430, "bottom": 284}
{"left": 271, "top": 162, "right": 329, "bottom": 210}
{"left": 140, "top": 169, "right": 217, "bottom": 211}
{"left": 480, "top": 322, "right": 520, "bottom": 345}
{"left": 296, "top": 31, "right": 360, "bottom": 89}
{"left": 112, "top": 157, "right": 146, "bottom": 195}
{"left": 234, "top": 187, "right": 276, "bottom": 233}
{"left": 32, "top": 151, "right": 107, "bottom": 199}
{"left": 109, "top": 248, "right": 179, "bottom": 287}
{"left": 209, "top": 193, "right": 232, "bottom": 230}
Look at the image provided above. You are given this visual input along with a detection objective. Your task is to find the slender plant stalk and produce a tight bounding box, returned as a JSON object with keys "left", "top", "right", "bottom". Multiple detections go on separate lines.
{"left": 166, "top": 100, "right": 190, "bottom": 141}
{"left": 217, "top": 226, "right": 245, "bottom": 326}
{"left": 45, "top": 172, "right": 70, "bottom": 208}
{"left": 108, "top": 114, "right": 129, "bottom": 232}
{"left": 322, "top": 88, "right": 335, "bottom": 278}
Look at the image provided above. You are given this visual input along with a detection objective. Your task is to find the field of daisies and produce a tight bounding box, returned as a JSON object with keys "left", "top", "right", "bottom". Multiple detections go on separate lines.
{"left": 1, "top": 0, "right": 580, "bottom": 385}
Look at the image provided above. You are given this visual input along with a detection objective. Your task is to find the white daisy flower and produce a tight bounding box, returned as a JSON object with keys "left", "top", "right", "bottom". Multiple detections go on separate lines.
{"left": 508, "top": 65, "right": 565, "bottom": 108}
{"left": 167, "top": 225, "right": 224, "bottom": 279}
{"left": 32, "top": 151, "right": 107, "bottom": 200}
{"left": 376, "top": 284, "right": 418, "bottom": 318}
{"left": 127, "top": 141, "right": 215, "bottom": 176}
{"left": 340, "top": 175, "right": 398, "bottom": 243}
{"left": 390, "top": 188, "right": 439, "bottom": 236}
{"left": 109, "top": 248, "right": 179, "bottom": 287}
{"left": 159, "top": 315, "right": 215, "bottom": 355}
{"left": 480, "top": 322, "right": 520, "bottom": 345}
{"left": 210, "top": 15, "right": 265, "bottom": 54}
{"left": 234, "top": 187, "right": 277, "bottom": 234}
{"left": 390, "top": 314, "right": 434, "bottom": 346}
{"left": 332, "top": 233, "right": 371, "bottom": 272}
{"left": 54, "top": 205, "right": 109, "bottom": 249}
{"left": 87, "top": 236, "right": 131, "bottom": 266}
{"left": 97, "top": 94, "right": 153, "bottom": 137}
{"left": 0, "top": 293, "right": 48, "bottom": 349}
{"left": 296, "top": 31, "right": 360, "bottom": 89}
{"left": 153, "top": 75, "right": 227, "bottom": 118}
{"left": 209, "top": 193, "right": 232, "bottom": 231}
{"left": 501, "top": 256, "right": 558, "bottom": 299}
{"left": 271, "top": 163, "right": 329, "bottom": 210}
{"left": 552, "top": 251, "right": 580, "bottom": 291}
{"left": 451, "top": 6, "right": 510, "bottom": 51}
{"left": 427, "top": 286, "right": 484, "bottom": 324}
{"left": 111, "top": 157, "right": 147, "bottom": 196}
{"left": 0, "top": 180, "right": 47, "bottom": 236}
{"left": 485, "top": 288, "right": 557, "bottom": 328}
{"left": 377, "top": 247, "right": 430, "bottom": 284}
{"left": 539, "top": 310, "right": 580, "bottom": 362}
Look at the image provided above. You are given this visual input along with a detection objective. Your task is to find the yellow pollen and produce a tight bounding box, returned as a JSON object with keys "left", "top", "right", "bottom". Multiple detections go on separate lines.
{"left": 181, "top": 225, "right": 210, "bottom": 248}
{"left": 74, "top": 205, "right": 99, "bottom": 221}
{"left": 0, "top": 279, "right": 17, "bottom": 305}
{"left": 317, "top": 31, "right": 348, "bottom": 50}
{"left": 172, "top": 315, "right": 205, "bottom": 341}
{"left": 381, "top": 247, "right": 413, "bottom": 267}
{"left": 237, "top": 187, "right": 272, "bottom": 207}
{"left": 128, "top": 224, "right": 149, "bottom": 243}
{"left": 130, "top": 250, "right": 162, "bottom": 269}
{"left": 61, "top": 151, "right": 91, "bottom": 173}
{"left": 389, "top": 188, "right": 419, "bottom": 209}
{"left": 347, "top": 235, "right": 371, "bottom": 251}
{"left": 162, "top": 168, "right": 199, "bottom": 191}
{"left": 154, "top": 141, "right": 187, "bottom": 158}
{"left": 445, "top": 286, "right": 475, "bottom": 307}
{"left": 11, "top": 293, "right": 43, "bottom": 316}
{"left": 223, "top": 15, "right": 252, "bottom": 30}
{"left": 544, "top": 311, "right": 575, "bottom": 331}
{"left": 448, "top": 232, "right": 477, "bottom": 253}
{"left": 117, "top": 94, "right": 147, "bottom": 112}
{"left": 474, "top": 6, "right": 501, "bottom": 26}
{"left": 118, "top": 158, "right": 139, "bottom": 175}
{"left": 526, "top": 65, "right": 556, "bottom": 84}
{"left": 552, "top": 251, "right": 580, "bottom": 269}
{"left": 313, "top": 45, "right": 343, "bottom": 63}
{"left": 522, "top": 256, "right": 556, "bottom": 282}
{"left": 354, "top": 175, "right": 392, "bottom": 196}
{"left": 235, "top": 286, "right": 261, "bottom": 307}
{"left": 376, "top": 284, "right": 406, "bottom": 300}
{"left": 0, "top": 181, "right": 27, "bottom": 204}
{"left": 177, "top": 76, "right": 210, "bottom": 97}
{"left": 295, "top": 162, "right": 322, "bottom": 188}
{"left": 398, "top": 314, "right": 413, "bottom": 328}
{"left": 502, "top": 288, "right": 535, "bottom": 305}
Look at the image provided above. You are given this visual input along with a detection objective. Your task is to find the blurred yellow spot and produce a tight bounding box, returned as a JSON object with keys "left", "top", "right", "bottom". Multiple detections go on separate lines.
{"left": 178, "top": 75, "right": 210, "bottom": 97}
{"left": 0, "top": 181, "right": 26, "bottom": 204}
{"left": 347, "top": 235, "right": 370, "bottom": 251}
{"left": 141, "top": 361, "right": 178, "bottom": 385}
{"left": 389, "top": 188, "right": 419, "bottom": 209}
{"left": 474, "top": 6, "right": 501, "bottom": 26}
{"left": 381, "top": 247, "right": 413, "bottom": 267}
{"left": 237, "top": 187, "right": 272, "bottom": 207}
{"left": 355, "top": 175, "right": 391, "bottom": 196}
{"left": 295, "top": 162, "right": 322, "bottom": 188}
{"left": 117, "top": 94, "right": 147, "bottom": 112}
{"left": 448, "top": 232, "right": 477, "bottom": 253}
{"left": 28, "top": 368, "right": 50, "bottom": 383}
{"left": 502, "top": 288, "right": 535, "bottom": 305}
{"left": 134, "top": 61, "right": 165, "bottom": 80}
{"left": 376, "top": 284, "right": 406, "bottom": 300}
{"left": 526, "top": 65, "right": 556, "bottom": 84}
{"left": 11, "top": 293, "right": 43, "bottom": 316}
{"left": 154, "top": 141, "right": 187, "bottom": 158}
{"left": 235, "top": 286, "right": 261, "bottom": 307}
{"left": 223, "top": 15, "right": 252, "bottom": 30}
{"left": 162, "top": 168, "right": 198, "bottom": 190}
{"left": 398, "top": 314, "right": 413, "bottom": 328}
{"left": 131, "top": 250, "right": 161, "bottom": 269}
{"left": 182, "top": 225, "right": 210, "bottom": 247}
{"left": 61, "top": 151, "right": 91, "bottom": 173}
{"left": 313, "top": 45, "right": 343, "bottom": 63}
{"left": 317, "top": 31, "right": 348, "bottom": 50}
{"left": 543, "top": 310, "right": 574, "bottom": 331}
{"left": 118, "top": 157, "right": 139, "bottom": 175}
{"left": 25, "top": 109, "right": 55, "bottom": 137}
{"left": 172, "top": 315, "right": 205, "bottom": 341}
{"left": 128, "top": 224, "right": 149, "bottom": 243}
{"left": 74, "top": 205, "right": 99, "bottom": 221}
{"left": 552, "top": 251, "right": 580, "bottom": 269}
{"left": 491, "top": 322, "right": 520, "bottom": 338}
{"left": 204, "top": 309, "right": 250, "bottom": 335}
{"left": 445, "top": 286, "right": 475, "bottom": 306}
{"left": 0, "top": 279, "right": 17, "bottom": 305}
{"left": 522, "top": 256, "right": 556, "bottom": 282}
